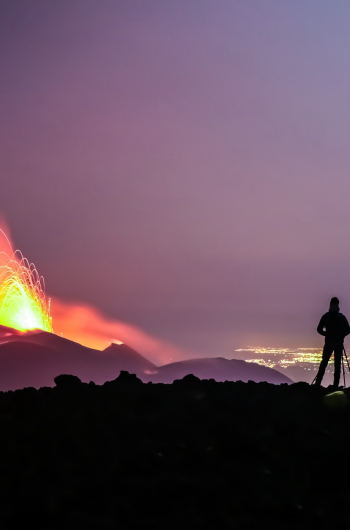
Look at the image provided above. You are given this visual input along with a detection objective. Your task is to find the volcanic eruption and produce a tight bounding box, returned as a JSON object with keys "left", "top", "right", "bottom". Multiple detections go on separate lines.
{"left": 0, "top": 231, "right": 52, "bottom": 333}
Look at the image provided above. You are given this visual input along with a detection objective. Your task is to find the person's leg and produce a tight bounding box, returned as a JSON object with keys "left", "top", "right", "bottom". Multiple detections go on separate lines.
{"left": 315, "top": 343, "right": 333, "bottom": 385}
{"left": 333, "top": 344, "right": 343, "bottom": 388}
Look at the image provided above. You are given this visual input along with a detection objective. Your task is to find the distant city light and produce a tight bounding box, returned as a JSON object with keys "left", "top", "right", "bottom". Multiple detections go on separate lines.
{"left": 237, "top": 347, "right": 326, "bottom": 370}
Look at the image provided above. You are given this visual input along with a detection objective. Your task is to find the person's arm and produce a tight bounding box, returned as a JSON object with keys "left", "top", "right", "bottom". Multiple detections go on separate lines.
{"left": 343, "top": 316, "right": 350, "bottom": 337}
{"left": 317, "top": 315, "right": 326, "bottom": 336}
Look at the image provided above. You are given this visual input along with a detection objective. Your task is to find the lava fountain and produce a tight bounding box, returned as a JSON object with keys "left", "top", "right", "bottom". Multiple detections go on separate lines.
{"left": 0, "top": 232, "right": 53, "bottom": 333}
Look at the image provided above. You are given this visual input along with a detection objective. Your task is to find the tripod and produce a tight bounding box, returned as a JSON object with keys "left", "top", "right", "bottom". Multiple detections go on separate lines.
{"left": 311, "top": 347, "right": 350, "bottom": 387}
{"left": 341, "top": 347, "right": 350, "bottom": 388}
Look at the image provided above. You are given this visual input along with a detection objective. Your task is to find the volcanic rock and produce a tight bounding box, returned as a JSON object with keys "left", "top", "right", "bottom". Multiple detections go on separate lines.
{"left": 54, "top": 374, "right": 82, "bottom": 388}
{"left": 0, "top": 376, "right": 347, "bottom": 528}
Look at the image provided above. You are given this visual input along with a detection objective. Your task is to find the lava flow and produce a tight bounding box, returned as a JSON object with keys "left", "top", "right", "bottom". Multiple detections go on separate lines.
{"left": 0, "top": 235, "right": 53, "bottom": 333}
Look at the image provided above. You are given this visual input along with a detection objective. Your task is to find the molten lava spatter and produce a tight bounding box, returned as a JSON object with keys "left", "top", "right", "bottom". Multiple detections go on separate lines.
{"left": 0, "top": 247, "right": 53, "bottom": 333}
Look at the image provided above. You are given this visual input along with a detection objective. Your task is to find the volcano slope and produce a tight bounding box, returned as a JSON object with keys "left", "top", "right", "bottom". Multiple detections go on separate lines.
{"left": 0, "top": 332, "right": 157, "bottom": 390}
{"left": 1, "top": 371, "right": 349, "bottom": 529}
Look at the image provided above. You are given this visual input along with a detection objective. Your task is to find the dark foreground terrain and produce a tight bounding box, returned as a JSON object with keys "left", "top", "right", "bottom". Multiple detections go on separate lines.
{"left": 0, "top": 372, "right": 349, "bottom": 529}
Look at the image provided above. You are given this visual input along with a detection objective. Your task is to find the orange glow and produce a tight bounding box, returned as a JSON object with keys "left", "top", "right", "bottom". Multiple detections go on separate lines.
{"left": 50, "top": 298, "right": 187, "bottom": 365}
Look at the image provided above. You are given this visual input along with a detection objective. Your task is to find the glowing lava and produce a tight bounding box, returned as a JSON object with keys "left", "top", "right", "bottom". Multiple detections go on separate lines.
{"left": 0, "top": 242, "right": 53, "bottom": 333}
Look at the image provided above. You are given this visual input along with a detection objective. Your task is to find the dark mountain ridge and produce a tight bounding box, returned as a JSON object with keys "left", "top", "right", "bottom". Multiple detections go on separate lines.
{"left": 148, "top": 356, "right": 292, "bottom": 384}
{"left": 0, "top": 330, "right": 292, "bottom": 390}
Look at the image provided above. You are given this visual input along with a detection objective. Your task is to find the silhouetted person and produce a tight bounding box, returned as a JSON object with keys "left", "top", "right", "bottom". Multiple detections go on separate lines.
{"left": 315, "top": 297, "right": 350, "bottom": 387}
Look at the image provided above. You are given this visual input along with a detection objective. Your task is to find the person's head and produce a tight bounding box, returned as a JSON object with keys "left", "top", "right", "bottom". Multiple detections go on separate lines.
{"left": 330, "top": 297, "right": 340, "bottom": 312}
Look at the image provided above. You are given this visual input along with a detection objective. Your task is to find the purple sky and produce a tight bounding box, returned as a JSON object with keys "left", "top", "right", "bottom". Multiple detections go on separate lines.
{"left": 1, "top": 1, "right": 350, "bottom": 357}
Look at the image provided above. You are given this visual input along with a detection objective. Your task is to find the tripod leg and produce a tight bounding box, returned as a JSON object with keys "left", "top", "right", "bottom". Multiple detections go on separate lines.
{"left": 342, "top": 348, "right": 350, "bottom": 389}
{"left": 344, "top": 348, "right": 350, "bottom": 372}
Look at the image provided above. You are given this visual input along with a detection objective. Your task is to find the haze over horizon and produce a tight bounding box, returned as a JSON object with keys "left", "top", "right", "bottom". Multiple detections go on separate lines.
{"left": 1, "top": 1, "right": 350, "bottom": 363}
